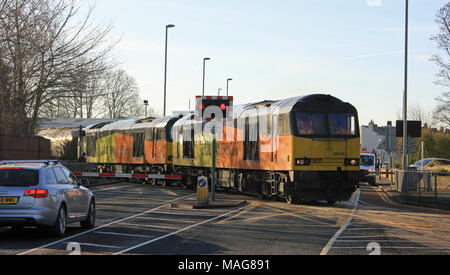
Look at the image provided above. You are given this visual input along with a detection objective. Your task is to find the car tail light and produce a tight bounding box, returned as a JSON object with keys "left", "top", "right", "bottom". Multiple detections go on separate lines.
{"left": 24, "top": 189, "right": 48, "bottom": 198}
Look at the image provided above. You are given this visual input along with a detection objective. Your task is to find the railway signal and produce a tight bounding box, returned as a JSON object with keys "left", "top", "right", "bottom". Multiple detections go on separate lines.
{"left": 195, "top": 96, "right": 233, "bottom": 125}
{"left": 194, "top": 95, "right": 234, "bottom": 201}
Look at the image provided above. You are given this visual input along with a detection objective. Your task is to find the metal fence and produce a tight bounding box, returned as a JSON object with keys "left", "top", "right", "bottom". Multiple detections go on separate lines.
{"left": 392, "top": 169, "right": 450, "bottom": 202}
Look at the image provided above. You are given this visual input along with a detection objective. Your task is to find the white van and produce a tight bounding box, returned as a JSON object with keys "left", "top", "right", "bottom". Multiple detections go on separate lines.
{"left": 360, "top": 153, "right": 376, "bottom": 186}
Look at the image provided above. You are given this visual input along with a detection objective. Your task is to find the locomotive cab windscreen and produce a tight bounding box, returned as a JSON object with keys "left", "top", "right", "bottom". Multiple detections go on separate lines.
{"left": 291, "top": 95, "right": 360, "bottom": 138}
{"left": 295, "top": 113, "right": 358, "bottom": 137}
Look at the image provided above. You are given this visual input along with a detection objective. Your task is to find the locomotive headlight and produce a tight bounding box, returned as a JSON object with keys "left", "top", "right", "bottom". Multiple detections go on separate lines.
{"left": 345, "top": 159, "right": 360, "bottom": 166}
{"left": 296, "top": 158, "right": 311, "bottom": 166}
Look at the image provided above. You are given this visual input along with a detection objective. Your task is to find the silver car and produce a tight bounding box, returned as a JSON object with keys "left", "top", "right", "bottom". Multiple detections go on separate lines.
{"left": 0, "top": 160, "right": 95, "bottom": 237}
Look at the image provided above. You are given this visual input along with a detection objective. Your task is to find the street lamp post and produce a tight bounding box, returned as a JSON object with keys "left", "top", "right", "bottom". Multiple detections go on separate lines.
{"left": 202, "top": 57, "right": 211, "bottom": 96}
{"left": 402, "top": 0, "right": 409, "bottom": 171}
{"left": 163, "top": 24, "right": 175, "bottom": 117}
{"left": 218, "top": 88, "right": 222, "bottom": 96}
{"left": 226, "top": 78, "right": 233, "bottom": 96}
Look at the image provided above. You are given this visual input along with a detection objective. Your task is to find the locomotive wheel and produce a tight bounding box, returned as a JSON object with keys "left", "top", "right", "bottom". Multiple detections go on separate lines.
{"left": 257, "top": 186, "right": 265, "bottom": 200}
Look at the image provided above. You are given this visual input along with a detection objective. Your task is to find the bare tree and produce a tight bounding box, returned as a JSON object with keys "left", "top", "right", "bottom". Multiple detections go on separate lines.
{"left": 0, "top": 0, "right": 117, "bottom": 135}
{"left": 433, "top": 92, "right": 450, "bottom": 127}
{"left": 39, "top": 57, "right": 111, "bottom": 118}
{"left": 102, "top": 69, "right": 144, "bottom": 119}
{"left": 408, "top": 103, "right": 436, "bottom": 127}
{"left": 431, "top": 2, "right": 450, "bottom": 128}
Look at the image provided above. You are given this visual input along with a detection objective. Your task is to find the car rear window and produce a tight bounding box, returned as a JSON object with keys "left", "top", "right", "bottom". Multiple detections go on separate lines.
{"left": 0, "top": 168, "right": 39, "bottom": 187}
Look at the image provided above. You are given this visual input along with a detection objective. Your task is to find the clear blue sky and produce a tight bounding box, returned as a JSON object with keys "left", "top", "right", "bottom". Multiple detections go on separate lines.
{"left": 92, "top": 0, "right": 448, "bottom": 126}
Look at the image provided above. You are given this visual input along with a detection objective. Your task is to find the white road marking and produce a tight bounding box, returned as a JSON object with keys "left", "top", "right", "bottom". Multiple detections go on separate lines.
{"left": 63, "top": 242, "right": 122, "bottom": 249}
{"left": 94, "top": 231, "right": 154, "bottom": 238}
{"left": 330, "top": 246, "right": 450, "bottom": 250}
{"left": 91, "top": 184, "right": 136, "bottom": 193}
{"left": 17, "top": 194, "right": 195, "bottom": 255}
{"left": 118, "top": 223, "right": 180, "bottom": 230}
{"left": 134, "top": 216, "right": 194, "bottom": 223}
{"left": 344, "top": 228, "right": 386, "bottom": 231}
{"left": 320, "top": 189, "right": 361, "bottom": 255}
{"left": 114, "top": 204, "right": 252, "bottom": 255}
{"left": 335, "top": 239, "right": 448, "bottom": 243}
{"left": 161, "top": 189, "right": 178, "bottom": 196}
{"left": 151, "top": 211, "right": 218, "bottom": 217}
{"left": 338, "top": 235, "right": 388, "bottom": 239}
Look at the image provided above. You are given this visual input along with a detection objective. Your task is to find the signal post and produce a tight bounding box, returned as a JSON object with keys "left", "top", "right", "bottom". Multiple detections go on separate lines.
{"left": 195, "top": 96, "right": 233, "bottom": 202}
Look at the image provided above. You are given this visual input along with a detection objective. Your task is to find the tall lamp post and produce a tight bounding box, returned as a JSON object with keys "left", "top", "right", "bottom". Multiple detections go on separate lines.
{"left": 226, "top": 78, "right": 233, "bottom": 96}
{"left": 402, "top": 0, "right": 409, "bottom": 171}
{"left": 202, "top": 57, "right": 211, "bottom": 96}
{"left": 163, "top": 24, "right": 175, "bottom": 117}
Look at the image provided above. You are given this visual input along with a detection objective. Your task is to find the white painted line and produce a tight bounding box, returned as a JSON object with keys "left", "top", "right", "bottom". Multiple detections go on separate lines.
{"left": 320, "top": 189, "right": 361, "bottom": 255}
{"left": 358, "top": 200, "right": 369, "bottom": 206}
{"left": 94, "top": 231, "right": 154, "bottom": 238}
{"left": 330, "top": 246, "right": 450, "bottom": 250}
{"left": 344, "top": 228, "right": 386, "bottom": 231}
{"left": 135, "top": 216, "right": 192, "bottom": 223}
{"left": 162, "top": 189, "right": 178, "bottom": 196}
{"left": 338, "top": 235, "right": 387, "bottom": 239}
{"left": 150, "top": 211, "right": 217, "bottom": 217}
{"left": 335, "top": 240, "right": 418, "bottom": 243}
{"left": 114, "top": 204, "right": 252, "bottom": 255}
{"left": 118, "top": 223, "right": 180, "bottom": 230}
{"left": 92, "top": 184, "right": 135, "bottom": 193}
{"left": 373, "top": 187, "right": 392, "bottom": 203}
{"left": 17, "top": 194, "right": 195, "bottom": 255}
{"left": 64, "top": 242, "right": 122, "bottom": 249}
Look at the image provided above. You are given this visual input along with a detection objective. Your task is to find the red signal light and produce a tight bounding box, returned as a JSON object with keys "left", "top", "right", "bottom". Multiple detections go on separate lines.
{"left": 220, "top": 104, "right": 226, "bottom": 110}
{"left": 200, "top": 104, "right": 205, "bottom": 110}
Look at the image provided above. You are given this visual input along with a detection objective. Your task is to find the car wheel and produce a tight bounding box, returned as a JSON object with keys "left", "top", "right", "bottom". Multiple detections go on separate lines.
{"left": 49, "top": 206, "right": 67, "bottom": 237}
{"left": 81, "top": 200, "right": 96, "bottom": 229}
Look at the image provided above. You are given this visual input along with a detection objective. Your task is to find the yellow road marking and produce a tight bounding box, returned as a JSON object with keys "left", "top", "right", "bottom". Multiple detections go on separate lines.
{"left": 256, "top": 204, "right": 335, "bottom": 226}
{"left": 215, "top": 202, "right": 260, "bottom": 224}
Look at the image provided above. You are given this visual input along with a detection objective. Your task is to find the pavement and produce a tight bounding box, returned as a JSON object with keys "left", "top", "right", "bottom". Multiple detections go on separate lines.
{"left": 375, "top": 177, "right": 450, "bottom": 211}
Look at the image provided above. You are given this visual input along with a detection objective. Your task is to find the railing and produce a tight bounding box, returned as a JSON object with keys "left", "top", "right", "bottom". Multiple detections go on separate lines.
{"left": 392, "top": 169, "right": 450, "bottom": 202}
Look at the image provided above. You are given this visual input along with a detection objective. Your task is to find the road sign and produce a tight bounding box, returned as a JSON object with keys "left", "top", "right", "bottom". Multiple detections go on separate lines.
{"left": 197, "top": 176, "right": 209, "bottom": 206}
{"left": 396, "top": 121, "right": 422, "bottom": 138}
